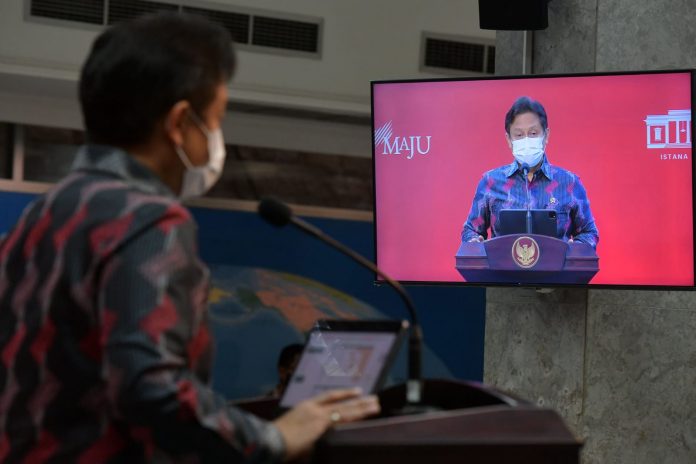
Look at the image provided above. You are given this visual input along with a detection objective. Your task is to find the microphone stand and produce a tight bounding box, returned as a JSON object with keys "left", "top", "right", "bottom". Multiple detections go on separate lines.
{"left": 285, "top": 215, "right": 425, "bottom": 408}
{"left": 524, "top": 166, "right": 532, "bottom": 234}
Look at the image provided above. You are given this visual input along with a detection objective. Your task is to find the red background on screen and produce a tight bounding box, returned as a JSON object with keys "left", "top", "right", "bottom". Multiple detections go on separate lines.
{"left": 373, "top": 72, "right": 694, "bottom": 286}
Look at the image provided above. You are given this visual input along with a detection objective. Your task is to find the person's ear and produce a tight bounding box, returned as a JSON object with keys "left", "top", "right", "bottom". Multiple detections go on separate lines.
{"left": 543, "top": 127, "right": 551, "bottom": 147}
{"left": 505, "top": 132, "right": 513, "bottom": 151}
{"left": 163, "top": 100, "right": 191, "bottom": 148}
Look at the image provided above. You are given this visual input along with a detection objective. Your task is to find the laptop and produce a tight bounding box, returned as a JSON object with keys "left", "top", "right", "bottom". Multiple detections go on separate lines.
{"left": 279, "top": 319, "right": 408, "bottom": 409}
{"left": 498, "top": 209, "right": 558, "bottom": 237}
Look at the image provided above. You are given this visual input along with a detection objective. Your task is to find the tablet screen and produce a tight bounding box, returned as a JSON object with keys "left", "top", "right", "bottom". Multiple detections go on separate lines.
{"left": 280, "top": 328, "right": 401, "bottom": 408}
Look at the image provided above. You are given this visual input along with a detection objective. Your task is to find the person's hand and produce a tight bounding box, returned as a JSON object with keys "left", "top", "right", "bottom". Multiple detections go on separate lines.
{"left": 273, "top": 388, "right": 380, "bottom": 461}
{"left": 468, "top": 235, "right": 484, "bottom": 243}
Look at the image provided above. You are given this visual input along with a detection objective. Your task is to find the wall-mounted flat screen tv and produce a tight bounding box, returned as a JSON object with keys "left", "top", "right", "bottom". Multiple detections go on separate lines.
{"left": 372, "top": 70, "right": 694, "bottom": 288}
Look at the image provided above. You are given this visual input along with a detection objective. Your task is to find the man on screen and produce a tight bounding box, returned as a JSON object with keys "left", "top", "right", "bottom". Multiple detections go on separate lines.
{"left": 461, "top": 96, "right": 599, "bottom": 247}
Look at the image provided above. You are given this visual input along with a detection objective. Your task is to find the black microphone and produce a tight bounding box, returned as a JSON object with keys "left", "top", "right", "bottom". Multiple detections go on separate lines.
{"left": 258, "top": 196, "right": 425, "bottom": 405}
{"left": 523, "top": 166, "right": 532, "bottom": 234}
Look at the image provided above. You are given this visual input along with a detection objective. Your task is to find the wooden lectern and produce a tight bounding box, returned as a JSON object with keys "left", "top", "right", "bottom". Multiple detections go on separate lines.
{"left": 235, "top": 379, "right": 582, "bottom": 464}
{"left": 455, "top": 234, "right": 599, "bottom": 284}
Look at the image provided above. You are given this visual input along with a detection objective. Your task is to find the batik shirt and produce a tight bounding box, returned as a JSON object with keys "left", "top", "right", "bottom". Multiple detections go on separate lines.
{"left": 0, "top": 146, "right": 285, "bottom": 463}
{"left": 461, "top": 156, "right": 599, "bottom": 247}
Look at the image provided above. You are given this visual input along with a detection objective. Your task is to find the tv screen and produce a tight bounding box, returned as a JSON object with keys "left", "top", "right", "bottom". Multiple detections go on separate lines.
{"left": 372, "top": 70, "right": 695, "bottom": 288}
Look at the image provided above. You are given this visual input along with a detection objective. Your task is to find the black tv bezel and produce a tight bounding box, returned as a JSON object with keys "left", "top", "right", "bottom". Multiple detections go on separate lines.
{"left": 370, "top": 69, "right": 696, "bottom": 290}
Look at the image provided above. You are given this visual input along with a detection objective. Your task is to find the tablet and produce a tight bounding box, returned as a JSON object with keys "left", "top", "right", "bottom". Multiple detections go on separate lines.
{"left": 279, "top": 319, "right": 408, "bottom": 409}
{"left": 498, "top": 208, "right": 558, "bottom": 237}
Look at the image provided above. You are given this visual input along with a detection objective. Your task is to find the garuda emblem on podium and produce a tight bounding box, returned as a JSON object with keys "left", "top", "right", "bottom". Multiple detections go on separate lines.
{"left": 512, "top": 236, "right": 540, "bottom": 268}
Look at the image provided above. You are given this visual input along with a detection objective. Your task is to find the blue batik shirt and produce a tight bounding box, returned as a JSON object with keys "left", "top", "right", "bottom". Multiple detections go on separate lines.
{"left": 461, "top": 155, "right": 599, "bottom": 248}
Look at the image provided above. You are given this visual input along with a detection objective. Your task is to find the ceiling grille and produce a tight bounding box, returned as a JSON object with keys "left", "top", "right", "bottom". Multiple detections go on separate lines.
{"left": 425, "top": 38, "right": 484, "bottom": 72}
{"left": 182, "top": 6, "right": 250, "bottom": 44}
{"left": 423, "top": 35, "right": 495, "bottom": 74}
{"left": 486, "top": 46, "right": 496, "bottom": 74}
{"left": 107, "top": 0, "right": 178, "bottom": 25}
{"left": 252, "top": 16, "right": 319, "bottom": 53}
{"left": 31, "top": 0, "right": 103, "bottom": 25}
{"left": 28, "top": 0, "right": 321, "bottom": 56}
{"left": 0, "top": 123, "right": 11, "bottom": 180}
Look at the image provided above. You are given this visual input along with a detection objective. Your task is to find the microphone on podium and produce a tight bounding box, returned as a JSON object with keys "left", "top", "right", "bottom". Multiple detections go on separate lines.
{"left": 257, "top": 196, "right": 425, "bottom": 406}
{"left": 523, "top": 166, "right": 533, "bottom": 234}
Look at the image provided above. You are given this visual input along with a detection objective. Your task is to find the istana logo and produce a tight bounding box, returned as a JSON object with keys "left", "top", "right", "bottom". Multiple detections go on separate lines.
{"left": 644, "top": 110, "right": 691, "bottom": 160}
{"left": 512, "top": 236, "right": 540, "bottom": 268}
{"left": 644, "top": 110, "right": 691, "bottom": 148}
{"left": 374, "top": 120, "right": 432, "bottom": 159}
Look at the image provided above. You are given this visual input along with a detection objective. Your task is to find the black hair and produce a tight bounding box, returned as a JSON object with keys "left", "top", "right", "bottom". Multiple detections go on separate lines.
{"left": 277, "top": 343, "right": 304, "bottom": 369}
{"left": 79, "top": 12, "right": 235, "bottom": 147}
{"left": 504, "top": 96, "right": 548, "bottom": 134}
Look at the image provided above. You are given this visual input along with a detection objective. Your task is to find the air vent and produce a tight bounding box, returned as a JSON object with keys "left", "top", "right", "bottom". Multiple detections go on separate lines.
{"left": 0, "top": 123, "right": 11, "bottom": 180}
{"left": 422, "top": 35, "right": 495, "bottom": 74}
{"left": 31, "top": 0, "right": 104, "bottom": 25}
{"left": 28, "top": 0, "right": 322, "bottom": 57}
{"left": 425, "top": 38, "right": 484, "bottom": 72}
{"left": 107, "top": 0, "right": 178, "bottom": 25}
{"left": 252, "top": 16, "right": 319, "bottom": 53}
{"left": 486, "top": 46, "right": 496, "bottom": 74}
{"left": 183, "top": 6, "right": 250, "bottom": 44}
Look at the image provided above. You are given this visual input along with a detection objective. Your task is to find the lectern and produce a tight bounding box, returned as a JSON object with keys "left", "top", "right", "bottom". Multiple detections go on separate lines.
{"left": 234, "top": 379, "right": 582, "bottom": 464}
{"left": 455, "top": 234, "right": 599, "bottom": 284}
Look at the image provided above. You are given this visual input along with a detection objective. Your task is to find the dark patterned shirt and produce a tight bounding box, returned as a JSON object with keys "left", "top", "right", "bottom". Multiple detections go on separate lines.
{"left": 461, "top": 156, "right": 599, "bottom": 247}
{"left": 0, "top": 146, "right": 285, "bottom": 463}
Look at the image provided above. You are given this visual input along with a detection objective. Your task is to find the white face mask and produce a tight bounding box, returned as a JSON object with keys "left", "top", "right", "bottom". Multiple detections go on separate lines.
{"left": 174, "top": 112, "right": 226, "bottom": 199}
{"left": 511, "top": 136, "right": 545, "bottom": 169}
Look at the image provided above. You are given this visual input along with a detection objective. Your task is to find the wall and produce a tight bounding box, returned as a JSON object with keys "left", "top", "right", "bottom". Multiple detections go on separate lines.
{"left": 0, "top": 0, "right": 492, "bottom": 114}
{"left": 0, "top": 0, "right": 493, "bottom": 157}
{"left": 487, "top": 1, "right": 696, "bottom": 462}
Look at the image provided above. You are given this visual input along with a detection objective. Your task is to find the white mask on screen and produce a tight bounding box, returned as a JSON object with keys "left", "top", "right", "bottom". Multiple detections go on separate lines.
{"left": 512, "top": 136, "right": 545, "bottom": 169}
{"left": 175, "top": 112, "right": 226, "bottom": 199}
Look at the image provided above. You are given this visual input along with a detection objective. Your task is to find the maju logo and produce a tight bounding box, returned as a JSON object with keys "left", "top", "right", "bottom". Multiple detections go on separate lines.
{"left": 374, "top": 121, "right": 432, "bottom": 159}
